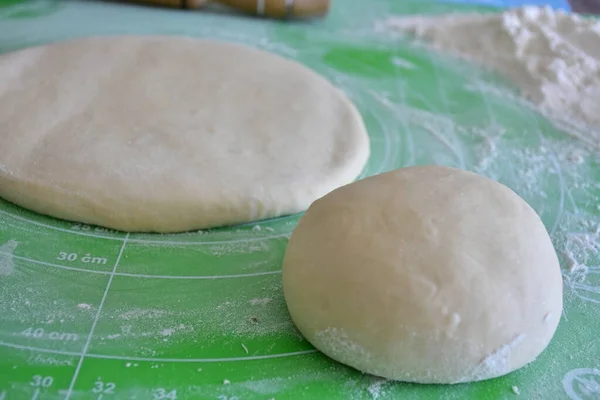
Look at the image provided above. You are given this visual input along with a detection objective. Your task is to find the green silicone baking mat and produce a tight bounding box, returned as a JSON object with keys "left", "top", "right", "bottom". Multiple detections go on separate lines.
{"left": 0, "top": 0, "right": 599, "bottom": 399}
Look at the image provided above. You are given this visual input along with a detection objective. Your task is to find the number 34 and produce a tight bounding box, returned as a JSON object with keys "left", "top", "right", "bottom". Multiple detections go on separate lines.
{"left": 153, "top": 388, "right": 177, "bottom": 399}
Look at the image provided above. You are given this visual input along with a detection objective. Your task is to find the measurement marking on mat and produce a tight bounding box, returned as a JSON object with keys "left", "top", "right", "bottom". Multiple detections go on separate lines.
{"left": 1, "top": 252, "right": 110, "bottom": 275}
{"left": 92, "top": 379, "right": 116, "bottom": 398}
{"left": 64, "top": 233, "right": 130, "bottom": 400}
{"left": 57, "top": 252, "right": 108, "bottom": 264}
{"left": 0, "top": 340, "right": 317, "bottom": 362}
{"left": 30, "top": 375, "right": 53, "bottom": 388}
{"left": 152, "top": 388, "right": 177, "bottom": 399}
{"left": 71, "top": 224, "right": 119, "bottom": 234}
{"left": 29, "top": 375, "right": 53, "bottom": 400}
{"left": 0, "top": 209, "right": 122, "bottom": 240}
{"left": 1, "top": 250, "right": 281, "bottom": 279}
{"left": 21, "top": 327, "right": 79, "bottom": 342}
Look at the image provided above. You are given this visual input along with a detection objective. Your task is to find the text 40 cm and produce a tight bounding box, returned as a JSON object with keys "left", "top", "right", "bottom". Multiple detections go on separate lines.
{"left": 21, "top": 327, "right": 79, "bottom": 341}
{"left": 57, "top": 252, "right": 107, "bottom": 264}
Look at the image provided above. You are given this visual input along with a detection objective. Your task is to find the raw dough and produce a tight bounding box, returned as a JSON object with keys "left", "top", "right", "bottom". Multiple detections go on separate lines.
{"left": 0, "top": 36, "right": 369, "bottom": 232}
{"left": 283, "top": 165, "right": 563, "bottom": 383}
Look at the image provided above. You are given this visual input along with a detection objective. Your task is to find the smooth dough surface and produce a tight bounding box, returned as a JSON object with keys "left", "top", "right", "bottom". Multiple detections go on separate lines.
{"left": 0, "top": 36, "right": 369, "bottom": 232}
{"left": 283, "top": 166, "right": 563, "bottom": 384}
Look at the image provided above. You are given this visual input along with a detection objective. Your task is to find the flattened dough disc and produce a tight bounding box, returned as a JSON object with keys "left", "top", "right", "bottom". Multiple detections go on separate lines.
{"left": 0, "top": 36, "right": 369, "bottom": 232}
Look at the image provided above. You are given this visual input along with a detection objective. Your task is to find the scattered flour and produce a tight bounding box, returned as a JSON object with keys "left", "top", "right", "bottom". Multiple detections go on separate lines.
{"left": 159, "top": 328, "right": 175, "bottom": 337}
{"left": 459, "top": 334, "right": 525, "bottom": 383}
{"left": 559, "top": 216, "right": 600, "bottom": 305}
{"left": 0, "top": 239, "right": 18, "bottom": 276}
{"left": 118, "top": 308, "right": 168, "bottom": 320}
{"left": 249, "top": 297, "right": 272, "bottom": 306}
{"left": 512, "top": 385, "right": 521, "bottom": 395}
{"left": 366, "top": 378, "right": 390, "bottom": 399}
{"left": 379, "top": 6, "right": 600, "bottom": 143}
{"left": 313, "top": 328, "right": 373, "bottom": 370}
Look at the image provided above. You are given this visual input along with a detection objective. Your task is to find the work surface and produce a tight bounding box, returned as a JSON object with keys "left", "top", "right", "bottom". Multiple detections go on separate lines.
{"left": 0, "top": 0, "right": 599, "bottom": 399}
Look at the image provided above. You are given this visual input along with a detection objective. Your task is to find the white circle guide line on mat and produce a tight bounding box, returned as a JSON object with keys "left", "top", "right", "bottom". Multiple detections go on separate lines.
{"left": 359, "top": 85, "right": 392, "bottom": 176}
{"left": 0, "top": 341, "right": 318, "bottom": 363}
{"left": 64, "top": 233, "right": 130, "bottom": 400}
{"left": 474, "top": 78, "right": 498, "bottom": 127}
{"left": 391, "top": 76, "right": 414, "bottom": 167}
{"left": 522, "top": 94, "right": 567, "bottom": 237}
{"left": 0, "top": 208, "right": 291, "bottom": 245}
{"left": 375, "top": 105, "right": 393, "bottom": 174}
{"left": 128, "top": 234, "right": 290, "bottom": 246}
{"left": 0, "top": 250, "right": 282, "bottom": 279}
{"left": 357, "top": 79, "right": 394, "bottom": 176}
{"left": 428, "top": 52, "right": 466, "bottom": 168}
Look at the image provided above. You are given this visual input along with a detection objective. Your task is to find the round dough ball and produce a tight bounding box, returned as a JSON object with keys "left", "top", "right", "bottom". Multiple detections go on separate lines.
{"left": 0, "top": 36, "right": 369, "bottom": 232}
{"left": 283, "top": 166, "right": 563, "bottom": 384}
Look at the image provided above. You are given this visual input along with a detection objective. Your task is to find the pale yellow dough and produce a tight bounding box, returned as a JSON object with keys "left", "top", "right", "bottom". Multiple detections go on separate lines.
{"left": 0, "top": 36, "right": 369, "bottom": 232}
{"left": 283, "top": 166, "right": 563, "bottom": 384}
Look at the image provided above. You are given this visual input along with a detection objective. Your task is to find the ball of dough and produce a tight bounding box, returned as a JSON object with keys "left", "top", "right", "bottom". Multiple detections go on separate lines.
{"left": 0, "top": 36, "right": 369, "bottom": 232}
{"left": 283, "top": 166, "right": 563, "bottom": 384}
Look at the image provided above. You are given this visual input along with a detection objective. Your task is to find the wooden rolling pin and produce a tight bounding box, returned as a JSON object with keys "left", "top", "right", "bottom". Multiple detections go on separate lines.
{"left": 123, "top": 0, "right": 330, "bottom": 18}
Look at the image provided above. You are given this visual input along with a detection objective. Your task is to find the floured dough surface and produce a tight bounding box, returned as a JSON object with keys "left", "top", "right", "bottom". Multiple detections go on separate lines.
{"left": 283, "top": 166, "right": 563, "bottom": 383}
{"left": 0, "top": 36, "right": 369, "bottom": 232}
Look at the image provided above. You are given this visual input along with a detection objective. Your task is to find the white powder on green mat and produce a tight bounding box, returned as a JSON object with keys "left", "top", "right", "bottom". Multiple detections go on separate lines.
{"left": 379, "top": 6, "right": 600, "bottom": 136}
{"left": 0, "top": 239, "right": 17, "bottom": 276}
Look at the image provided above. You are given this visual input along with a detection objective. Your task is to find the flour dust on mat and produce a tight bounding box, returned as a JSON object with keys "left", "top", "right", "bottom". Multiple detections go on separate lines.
{"left": 378, "top": 6, "right": 600, "bottom": 145}
{"left": 0, "top": 239, "right": 17, "bottom": 276}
